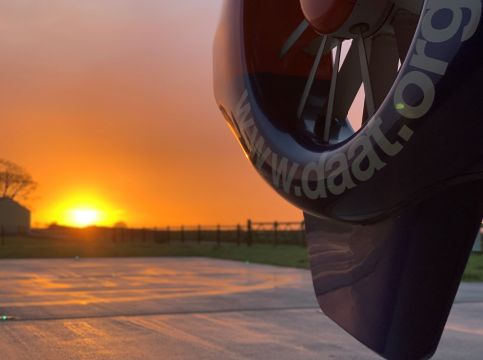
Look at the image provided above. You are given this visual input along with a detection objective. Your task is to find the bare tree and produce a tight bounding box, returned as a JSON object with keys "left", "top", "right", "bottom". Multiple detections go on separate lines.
{"left": 0, "top": 159, "right": 37, "bottom": 201}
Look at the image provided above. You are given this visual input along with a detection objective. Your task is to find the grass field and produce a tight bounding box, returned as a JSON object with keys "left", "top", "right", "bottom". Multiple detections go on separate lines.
{"left": 0, "top": 236, "right": 310, "bottom": 268}
{"left": 463, "top": 253, "right": 483, "bottom": 282}
{"left": 0, "top": 236, "right": 482, "bottom": 279}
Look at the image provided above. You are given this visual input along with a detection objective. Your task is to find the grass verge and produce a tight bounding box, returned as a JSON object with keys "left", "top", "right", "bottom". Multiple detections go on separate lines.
{"left": 462, "top": 253, "right": 483, "bottom": 282}
{"left": 0, "top": 236, "right": 482, "bottom": 279}
{"left": 0, "top": 236, "right": 309, "bottom": 269}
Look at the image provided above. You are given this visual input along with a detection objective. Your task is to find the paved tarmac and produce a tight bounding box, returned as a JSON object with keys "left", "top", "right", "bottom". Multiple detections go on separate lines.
{"left": 0, "top": 258, "right": 481, "bottom": 359}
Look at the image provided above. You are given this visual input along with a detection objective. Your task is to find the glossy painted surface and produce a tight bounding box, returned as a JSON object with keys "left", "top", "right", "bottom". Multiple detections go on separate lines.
{"left": 305, "top": 182, "right": 483, "bottom": 359}
{"left": 300, "top": 0, "right": 356, "bottom": 34}
{"left": 214, "top": 0, "right": 483, "bottom": 359}
{"left": 214, "top": 0, "right": 483, "bottom": 222}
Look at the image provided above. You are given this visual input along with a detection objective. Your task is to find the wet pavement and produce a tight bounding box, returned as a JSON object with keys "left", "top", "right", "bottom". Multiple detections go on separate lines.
{"left": 0, "top": 258, "right": 481, "bottom": 359}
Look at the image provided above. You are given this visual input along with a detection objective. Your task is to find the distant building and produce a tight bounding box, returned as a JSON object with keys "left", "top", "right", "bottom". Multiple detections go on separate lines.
{"left": 0, "top": 197, "right": 31, "bottom": 234}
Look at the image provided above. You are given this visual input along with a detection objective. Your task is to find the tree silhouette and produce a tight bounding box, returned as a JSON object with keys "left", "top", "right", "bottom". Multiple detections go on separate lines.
{"left": 0, "top": 159, "right": 37, "bottom": 201}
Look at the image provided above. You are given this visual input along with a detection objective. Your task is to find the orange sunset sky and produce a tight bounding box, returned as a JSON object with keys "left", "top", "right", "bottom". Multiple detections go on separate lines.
{"left": 1, "top": 0, "right": 302, "bottom": 228}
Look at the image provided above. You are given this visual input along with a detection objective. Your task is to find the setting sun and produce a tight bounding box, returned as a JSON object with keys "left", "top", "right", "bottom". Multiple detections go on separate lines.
{"left": 40, "top": 191, "right": 123, "bottom": 228}
{"left": 69, "top": 209, "right": 102, "bottom": 227}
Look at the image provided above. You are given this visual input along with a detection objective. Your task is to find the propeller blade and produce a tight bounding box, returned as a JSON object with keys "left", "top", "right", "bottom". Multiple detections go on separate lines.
{"left": 369, "top": 32, "right": 400, "bottom": 110}
{"left": 280, "top": 20, "right": 309, "bottom": 59}
{"left": 392, "top": 9, "right": 420, "bottom": 62}
{"left": 316, "top": 39, "right": 342, "bottom": 142}
{"left": 357, "top": 32, "right": 376, "bottom": 119}
{"left": 297, "top": 36, "right": 329, "bottom": 119}
{"left": 304, "top": 36, "right": 339, "bottom": 57}
{"left": 333, "top": 41, "right": 363, "bottom": 120}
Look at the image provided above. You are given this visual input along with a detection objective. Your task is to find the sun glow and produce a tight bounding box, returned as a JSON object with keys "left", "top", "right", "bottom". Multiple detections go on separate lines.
{"left": 44, "top": 191, "right": 123, "bottom": 228}
{"left": 69, "top": 208, "right": 102, "bottom": 227}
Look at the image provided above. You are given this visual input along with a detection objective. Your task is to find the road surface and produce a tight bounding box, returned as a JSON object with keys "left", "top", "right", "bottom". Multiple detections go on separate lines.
{"left": 0, "top": 258, "right": 482, "bottom": 359}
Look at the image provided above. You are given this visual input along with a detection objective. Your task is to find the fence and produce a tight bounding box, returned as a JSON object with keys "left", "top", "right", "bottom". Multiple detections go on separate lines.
{"left": 25, "top": 223, "right": 483, "bottom": 250}
{"left": 29, "top": 220, "right": 306, "bottom": 247}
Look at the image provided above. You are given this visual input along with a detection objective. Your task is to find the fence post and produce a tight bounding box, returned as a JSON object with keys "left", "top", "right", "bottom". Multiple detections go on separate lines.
{"left": 166, "top": 226, "right": 171, "bottom": 244}
{"left": 197, "top": 225, "right": 202, "bottom": 244}
{"left": 181, "top": 225, "right": 185, "bottom": 243}
{"left": 152, "top": 228, "right": 156, "bottom": 243}
{"left": 236, "top": 224, "right": 241, "bottom": 246}
{"left": 273, "top": 221, "right": 279, "bottom": 247}
{"left": 141, "top": 228, "right": 147, "bottom": 242}
{"left": 300, "top": 221, "right": 305, "bottom": 245}
{"left": 246, "top": 219, "right": 253, "bottom": 247}
{"left": 216, "top": 225, "right": 221, "bottom": 246}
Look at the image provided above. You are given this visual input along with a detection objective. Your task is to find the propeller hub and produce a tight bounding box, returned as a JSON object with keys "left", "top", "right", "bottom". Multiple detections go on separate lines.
{"left": 300, "top": 0, "right": 356, "bottom": 34}
{"left": 300, "top": 0, "right": 393, "bottom": 37}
